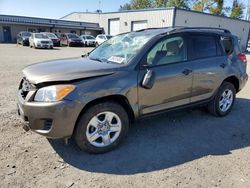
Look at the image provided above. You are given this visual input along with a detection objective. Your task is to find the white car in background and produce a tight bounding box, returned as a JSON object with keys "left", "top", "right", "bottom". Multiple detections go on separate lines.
{"left": 29, "top": 33, "right": 53, "bottom": 49}
{"left": 95, "top": 34, "right": 112, "bottom": 46}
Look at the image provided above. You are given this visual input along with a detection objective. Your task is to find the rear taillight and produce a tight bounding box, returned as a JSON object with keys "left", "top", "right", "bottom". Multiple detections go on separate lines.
{"left": 238, "top": 53, "right": 247, "bottom": 64}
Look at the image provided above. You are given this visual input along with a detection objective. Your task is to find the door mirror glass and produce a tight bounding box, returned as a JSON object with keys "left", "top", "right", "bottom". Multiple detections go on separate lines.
{"left": 142, "top": 69, "right": 155, "bottom": 89}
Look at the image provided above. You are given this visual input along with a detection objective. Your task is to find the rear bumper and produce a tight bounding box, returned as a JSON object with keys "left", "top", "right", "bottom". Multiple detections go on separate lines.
{"left": 17, "top": 90, "right": 83, "bottom": 138}
{"left": 69, "top": 42, "right": 83, "bottom": 47}
{"left": 52, "top": 40, "right": 60, "bottom": 46}
{"left": 239, "top": 73, "right": 248, "bottom": 91}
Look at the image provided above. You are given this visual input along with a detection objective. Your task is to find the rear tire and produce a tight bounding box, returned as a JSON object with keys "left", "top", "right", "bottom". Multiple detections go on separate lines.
{"left": 208, "top": 82, "right": 236, "bottom": 117}
{"left": 74, "top": 102, "right": 129, "bottom": 154}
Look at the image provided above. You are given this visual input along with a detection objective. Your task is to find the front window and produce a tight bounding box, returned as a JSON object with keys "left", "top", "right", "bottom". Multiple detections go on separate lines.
{"left": 47, "top": 33, "right": 57, "bottom": 38}
{"left": 89, "top": 32, "right": 155, "bottom": 64}
{"left": 21, "top": 32, "right": 31, "bottom": 37}
{"left": 147, "top": 36, "right": 186, "bottom": 66}
{"left": 34, "top": 34, "right": 49, "bottom": 39}
{"left": 86, "top": 35, "right": 95, "bottom": 40}
{"left": 67, "top": 34, "right": 79, "bottom": 39}
{"left": 98, "top": 35, "right": 105, "bottom": 39}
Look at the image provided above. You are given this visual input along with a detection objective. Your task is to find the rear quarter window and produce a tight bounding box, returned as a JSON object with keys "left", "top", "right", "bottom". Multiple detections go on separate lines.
{"left": 221, "top": 37, "right": 234, "bottom": 55}
{"left": 189, "top": 35, "right": 217, "bottom": 60}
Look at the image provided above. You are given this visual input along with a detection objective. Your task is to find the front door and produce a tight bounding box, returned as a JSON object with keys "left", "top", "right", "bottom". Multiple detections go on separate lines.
{"left": 138, "top": 35, "right": 193, "bottom": 115}
{"left": 3, "top": 26, "right": 12, "bottom": 43}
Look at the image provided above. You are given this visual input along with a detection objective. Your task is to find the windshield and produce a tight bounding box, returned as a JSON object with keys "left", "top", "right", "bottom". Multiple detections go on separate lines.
{"left": 21, "top": 32, "right": 31, "bottom": 37}
{"left": 47, "top": 33, "right": 57, "bottom": 38}
{"left": 35, "top": 34, "right": 49, "bottom": 39}
{"left": 67, "top": 34, "right": 79, "bottom": 39}
{"left": 86, "top": 35, "right": 95, "bottom": 40}
{"left": 89, "top": 32, "right": 155, "bottom": 64}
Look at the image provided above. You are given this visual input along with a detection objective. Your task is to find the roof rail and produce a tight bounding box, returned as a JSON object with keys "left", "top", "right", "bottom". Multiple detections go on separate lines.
{"left": 174, "top": 27, "right": 231, "bottom": 34}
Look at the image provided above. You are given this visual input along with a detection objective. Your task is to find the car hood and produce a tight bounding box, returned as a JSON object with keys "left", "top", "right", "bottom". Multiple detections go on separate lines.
{"left": 23, "top": 57, "right": 118, "bottom": 84}
{"left": 34, "top": 38, "right": 51, "bottom": 42}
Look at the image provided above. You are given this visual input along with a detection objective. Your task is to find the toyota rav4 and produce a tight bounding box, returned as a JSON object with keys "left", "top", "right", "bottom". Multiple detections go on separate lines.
{"left": 17, "top": 27, "right": 248, "bottom": 153}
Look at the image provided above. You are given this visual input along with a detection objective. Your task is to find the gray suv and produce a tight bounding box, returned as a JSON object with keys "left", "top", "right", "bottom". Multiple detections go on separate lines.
{"left": 17, "top": 27, "right": 248, "bottom": 153}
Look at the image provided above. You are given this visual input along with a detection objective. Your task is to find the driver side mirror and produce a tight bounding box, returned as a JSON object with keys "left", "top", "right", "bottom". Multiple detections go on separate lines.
{"left": 142, "top": 69, "right": 155, "bottom": 89}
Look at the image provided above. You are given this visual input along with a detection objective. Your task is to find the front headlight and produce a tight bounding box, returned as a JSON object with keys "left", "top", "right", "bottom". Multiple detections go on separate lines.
{"left": 34, "top": 85, "right": 75, "bottom": 102}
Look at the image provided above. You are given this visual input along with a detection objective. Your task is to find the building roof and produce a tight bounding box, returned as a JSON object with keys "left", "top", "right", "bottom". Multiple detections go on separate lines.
{"left": 61, "top": 7, "right": 250, "bottom": 24}
{"left": 0, "top": 14, "right": 103, "bottom": 30}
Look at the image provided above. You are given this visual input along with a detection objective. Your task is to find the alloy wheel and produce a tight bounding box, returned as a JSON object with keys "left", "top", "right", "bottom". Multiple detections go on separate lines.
{"left": 219, "top": 89, "right": 233, "bottom": 112}
{"left": 86, "top": 111, "right": 122, "bottom": 147}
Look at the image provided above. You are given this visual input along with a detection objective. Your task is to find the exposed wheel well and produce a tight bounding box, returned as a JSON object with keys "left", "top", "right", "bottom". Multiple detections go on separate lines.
{"left": 223, "top": 76, "right": 239, "bottom": 93}
{"left": 75, "top": 95, "right": 135, "bottom": 130}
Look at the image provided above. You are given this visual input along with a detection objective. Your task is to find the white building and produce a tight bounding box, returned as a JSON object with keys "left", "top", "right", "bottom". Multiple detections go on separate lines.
{"left": 62, "top": 7, "right": 250, "bottom": 51}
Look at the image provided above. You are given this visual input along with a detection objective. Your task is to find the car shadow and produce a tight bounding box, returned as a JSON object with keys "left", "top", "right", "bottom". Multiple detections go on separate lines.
{"left": 34, "top": 48, "right": 61, "bottom": 50}
{"left": 49, "top": 97, "right": 250, "bottom": 175}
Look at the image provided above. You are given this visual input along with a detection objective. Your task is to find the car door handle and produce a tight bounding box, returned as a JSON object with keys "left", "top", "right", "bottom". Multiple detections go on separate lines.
{"left": 182, "top": 69, "right": 192, "bottom": 76}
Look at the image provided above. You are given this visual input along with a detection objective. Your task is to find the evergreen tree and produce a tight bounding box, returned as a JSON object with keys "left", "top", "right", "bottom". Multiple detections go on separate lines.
{"left": 230, "top": 0, "right": 244, "bottom": 18}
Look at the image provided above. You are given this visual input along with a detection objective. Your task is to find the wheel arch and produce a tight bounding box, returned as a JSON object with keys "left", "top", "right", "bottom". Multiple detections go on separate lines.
{"left": 73, "top": 95, "right": 135, "bottom": 134}
{"left": 223, "top": 76, "right": 239, "bottom": 93}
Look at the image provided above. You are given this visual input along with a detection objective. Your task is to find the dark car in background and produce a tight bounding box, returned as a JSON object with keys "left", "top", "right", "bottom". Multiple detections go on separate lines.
{"left": 17, "top": 31, "right": 31, "bottom": 46}
{"left": 42, "top": 32, "right": 60, "bottom": 47}
{"left": 17, "top": 27, "right": 248, "bottom": 154}
{"left": 60, "top": 33, "right": 84, "bottom": 47}
{"left": 55, "top": 33, "right": 64, "bottom": 45}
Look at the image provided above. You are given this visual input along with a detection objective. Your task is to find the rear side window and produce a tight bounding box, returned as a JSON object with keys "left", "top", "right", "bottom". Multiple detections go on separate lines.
{"left": 189, "top": 35, "right": 217, "bottom": 60}
{"left": 221, "top": 37, "right": 234, "bottom": 55}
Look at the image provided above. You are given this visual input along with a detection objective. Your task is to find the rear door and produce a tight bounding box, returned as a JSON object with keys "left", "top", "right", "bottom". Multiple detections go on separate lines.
{"left": 188, "top": 34, "right": 227, "bottom": 102}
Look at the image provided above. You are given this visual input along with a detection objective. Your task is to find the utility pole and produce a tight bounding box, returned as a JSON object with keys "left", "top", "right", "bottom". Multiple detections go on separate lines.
{"left": 246, "top": 0, "right": 250, "bottom": 20}
{"left": 99, "top": 0, "right": 101, "bottom": 13}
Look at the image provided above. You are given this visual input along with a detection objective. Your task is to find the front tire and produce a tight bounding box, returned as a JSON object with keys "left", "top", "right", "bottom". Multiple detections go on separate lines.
{"left": 208, "top": 82, "right": 236, "bottom": 117}
{"left": 74, "top": 102, "right": 129, "bottom": 154}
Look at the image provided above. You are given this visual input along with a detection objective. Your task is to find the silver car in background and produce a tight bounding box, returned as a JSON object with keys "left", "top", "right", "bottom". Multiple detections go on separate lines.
{"left": 80, "top": 35, "right": 96, "bottom": 47}
{"left": 29, "top": 33, "right": 53, "bottom": 49}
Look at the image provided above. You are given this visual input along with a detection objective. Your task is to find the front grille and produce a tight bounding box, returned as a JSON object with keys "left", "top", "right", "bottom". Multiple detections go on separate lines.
{"left": 43, "top": 119, "right": 53, "bottom": 130}
{"left": 41, "top": 41, "right": 49, "bottom": 44}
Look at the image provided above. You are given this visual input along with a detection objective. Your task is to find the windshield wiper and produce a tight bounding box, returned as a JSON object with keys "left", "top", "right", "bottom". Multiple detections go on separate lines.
{"left": 89, "top": 57, "right": 104, "bottom": 63}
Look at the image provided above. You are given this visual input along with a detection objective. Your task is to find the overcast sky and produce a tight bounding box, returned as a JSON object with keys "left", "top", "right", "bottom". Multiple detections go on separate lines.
{"left": 0, "top": 0, "right": 248, "bottom": 19}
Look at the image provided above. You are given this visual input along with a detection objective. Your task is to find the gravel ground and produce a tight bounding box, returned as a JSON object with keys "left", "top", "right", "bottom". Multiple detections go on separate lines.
{"left": 0, "top": 44, "right": 250, "bottom": 188}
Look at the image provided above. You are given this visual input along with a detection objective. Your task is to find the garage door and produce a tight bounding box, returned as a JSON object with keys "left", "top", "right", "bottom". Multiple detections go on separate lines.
{"left": 109, "top": 19, "right": 120, "bottom": 36}
{"left": 132, "top": 21, "right": 148, "bottom": 31}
